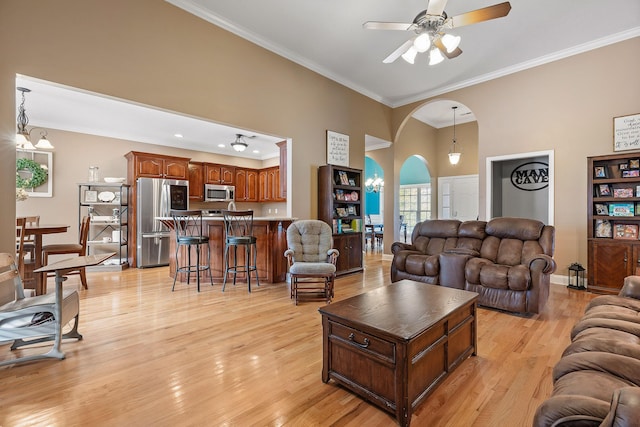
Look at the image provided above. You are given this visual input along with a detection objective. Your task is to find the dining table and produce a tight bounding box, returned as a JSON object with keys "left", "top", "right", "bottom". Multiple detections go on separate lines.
{"left": 24, "top": 223, "right": 70, "bottom": 295}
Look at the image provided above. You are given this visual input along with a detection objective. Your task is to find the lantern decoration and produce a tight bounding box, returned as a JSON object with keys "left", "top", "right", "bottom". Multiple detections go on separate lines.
{"left": 567, "top": 263, "right": 586, "bottom": 290}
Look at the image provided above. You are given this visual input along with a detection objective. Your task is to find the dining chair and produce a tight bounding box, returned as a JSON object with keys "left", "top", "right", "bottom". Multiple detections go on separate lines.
{"left": 222, "top": 210, "right": 259, "bottom": 292}
{"left": 22, "top": 215, "right": 40, "bottom": 260}
{"left": 284, "top": 220, "right": 339, "bottom": 305}
{"left": 41, "top": 216, "right": 91, "bottom": 293}
{"left": 170, "top": 209, "right": 213, "bottom": 292}
{"left": 15, "top": 218, "right": 36, "bottom": 292}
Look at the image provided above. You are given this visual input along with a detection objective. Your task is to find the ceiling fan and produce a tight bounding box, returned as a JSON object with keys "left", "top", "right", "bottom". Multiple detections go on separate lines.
{"left": 363, "top": 0, "right": 511, "bottom": 65}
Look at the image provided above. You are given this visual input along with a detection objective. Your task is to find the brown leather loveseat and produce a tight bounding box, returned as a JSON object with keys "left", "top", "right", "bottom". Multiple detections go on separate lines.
{"left": 391, "top": 217, "right": 556, "bottom": 314}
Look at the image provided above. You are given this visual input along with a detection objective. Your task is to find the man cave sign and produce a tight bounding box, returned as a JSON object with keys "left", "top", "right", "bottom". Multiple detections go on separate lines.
{"left": 510, "top": 161, "right": 549, "bottom": 191}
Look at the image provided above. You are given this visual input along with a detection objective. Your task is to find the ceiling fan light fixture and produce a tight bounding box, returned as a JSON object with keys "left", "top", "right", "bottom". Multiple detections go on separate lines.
{"left": 428, "top": 48, "right": 444, "bottom": 65}
{"left": 413, "top": 33, "right": 431, "bottom": 53}
{"left": 441, "top": 34, "right": 461, "bottom": 53}
{"left": 230, "top": 134, "right": 248, "bottom": 152}
{"left": 401, "top": 46, "right": 418, "bottom": 64}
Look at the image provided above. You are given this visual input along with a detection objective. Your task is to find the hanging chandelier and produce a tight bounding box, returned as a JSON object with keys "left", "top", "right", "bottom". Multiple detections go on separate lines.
{"left": 230, "top": 134, "right": 248, "bottom": 152}
{"left": 365, "top": 173, "right": 384, "bottom": 193}
{"left": 16, "top": 87, "right": 54, "bottom": 150}
{"left": 448, "top": 106, "right": 461, "bottom": 165}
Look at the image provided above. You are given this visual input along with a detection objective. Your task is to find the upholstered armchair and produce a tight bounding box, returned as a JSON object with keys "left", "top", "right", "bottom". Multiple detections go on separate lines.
{"left": 284, "top": 220, "right": 339, "bottom": 305}
{"left": 462, "top": 217, "right": 556, "bottom": 314}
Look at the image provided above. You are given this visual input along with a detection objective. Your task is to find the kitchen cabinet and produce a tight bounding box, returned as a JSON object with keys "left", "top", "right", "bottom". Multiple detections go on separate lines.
{"left": 79, "top": 182, "right": 129, "bottom": 270}
{"left": 205, "top": 163, "right": 235, "bottom": 185}
{"left": 235, "top": 168, "right": 258, "bottom": 202}
{"left": 259, "top": 166, "right": 285, "bottom": 202}
{"left": 188, "top": 162, "right": 204, "bottom": 201}
{"left": 318, "top": 164, "right": 363, "bottom": 276}
{"left": 126, "top": 151, "right": 189, "bottom": 180}
{"left": 588, "top": 152, "right": 640, "bottom": 293}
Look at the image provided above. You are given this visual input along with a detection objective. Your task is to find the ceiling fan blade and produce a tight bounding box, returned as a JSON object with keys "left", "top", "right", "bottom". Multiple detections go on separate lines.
{"left": 426, "top": 0, "right": 449, "bottom": 17}
{"left": 450, "top": 2, "right": 512, "bottom": 28}
{"left": 434, "top": 38, "right": 462, "bottom": 59}
{"left": 383, "top": 39, "right": 414, "bottom": 64}
{"left": 363, "top": 21, "right": 415, "bottom": 31}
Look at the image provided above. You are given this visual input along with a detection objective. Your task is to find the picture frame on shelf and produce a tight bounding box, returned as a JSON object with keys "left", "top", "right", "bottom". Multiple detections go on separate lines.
{"left": 595, "top": 219, "right": 612, "bottom": 238}
{"left": 619, "top": 163, "right": 629, "bottom": 170}
{"left": 347, "top": 205, "right": 356, "bottom": 215}
{"left": 594, "top": 166, "right": 607, "bottom": 177}
{"left": 348, "top": 178, "right": 356, "bottom": 186}
{"left": 636, "top": 185, "right": 640, "bottom": 197}
{"left": 595, "top": 203, "right": 608, "bottom": 215}
{"left": 339, "top": 171, "right": 349, "bottom": 185}
{"left": 598, "top": 184, "right": 612, "bottom": 197}
{"left": 336, "top": 207, "right": 348, "bottom": 218}
{"left": 609, "top": 203, "right": 634, "bottom": 217}
{"left": 613, "top": 188, "right": 634, "bottom": 198}
{"left": 335, "top": 189, "right": 344, "bottom": 200}
{"left": 84, "top": 190, "right": 98, "bottom": 203}
{"left": 630, "top": 159, "right": 640, "bottom": 169}
{"left": 614, "top": 223, "right": 639, "bottom": 240}
{"left": 635, "top": 202, "right": 640, "bottom": 216}
{"left": 622, "top": 169, "right": 640, "bottom": 178}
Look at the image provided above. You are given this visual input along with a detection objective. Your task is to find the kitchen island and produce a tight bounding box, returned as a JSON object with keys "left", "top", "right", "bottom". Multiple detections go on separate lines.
{"left": 158, "top": 216, "right": 295, "bottom": 284}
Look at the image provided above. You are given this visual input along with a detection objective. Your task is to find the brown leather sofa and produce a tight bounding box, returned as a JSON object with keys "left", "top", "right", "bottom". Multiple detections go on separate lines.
{"left": 533, "top": 276, "right": 640, "bottom": 426}
{"left": 391, "top": 217, "right": 556, "bottom": 314}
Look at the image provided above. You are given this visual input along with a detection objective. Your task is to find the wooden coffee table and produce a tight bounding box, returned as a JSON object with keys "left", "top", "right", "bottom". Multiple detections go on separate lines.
{"left": 319, "top": 280, "right": 479, "bottom": 427}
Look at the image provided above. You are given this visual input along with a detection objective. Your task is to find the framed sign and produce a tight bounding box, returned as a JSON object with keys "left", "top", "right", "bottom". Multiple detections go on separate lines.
{"left": 613, "top": 113, "right": 640, "bottom": 152}
{"left": 326, "top": 130, "right": 349, "bottom": 166}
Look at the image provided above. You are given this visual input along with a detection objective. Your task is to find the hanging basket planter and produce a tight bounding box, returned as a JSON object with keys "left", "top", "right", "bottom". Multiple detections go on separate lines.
{"left": 16, "top": 158, "right": 48, "bottom": 189}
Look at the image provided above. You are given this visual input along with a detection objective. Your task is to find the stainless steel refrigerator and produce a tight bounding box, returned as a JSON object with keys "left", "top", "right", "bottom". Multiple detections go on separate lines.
{"left": 136, "top": 177, "right": 189, "bottom": 267}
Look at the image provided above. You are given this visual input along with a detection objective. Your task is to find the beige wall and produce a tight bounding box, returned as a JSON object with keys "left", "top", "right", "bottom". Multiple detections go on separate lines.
{"left": 1, "top": 1, "right": 639, "bottom": 276}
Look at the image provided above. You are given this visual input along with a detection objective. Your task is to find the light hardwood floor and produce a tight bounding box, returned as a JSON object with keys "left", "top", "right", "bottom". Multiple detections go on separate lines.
{"left": 1, "top": 253, "right": 596, "bottom": 427}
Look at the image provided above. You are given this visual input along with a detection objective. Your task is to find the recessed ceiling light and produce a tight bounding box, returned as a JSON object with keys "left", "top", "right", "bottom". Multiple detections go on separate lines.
{"left": 218, "top": 144, "right": 225, "bottom": 148}
{"left": 174, "top": 133, "right": 183, "bottom": 138}
{"left": 252, "top": 150, "right": 260, "bottom": 154}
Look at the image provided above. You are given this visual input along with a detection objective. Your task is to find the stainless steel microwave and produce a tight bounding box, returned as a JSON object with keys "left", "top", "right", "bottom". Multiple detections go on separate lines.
{"left": 204, "top": 184, "right": 235, "bottom": 202}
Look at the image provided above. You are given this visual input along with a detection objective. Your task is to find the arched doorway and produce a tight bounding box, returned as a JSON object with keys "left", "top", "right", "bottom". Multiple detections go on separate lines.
{"left": 399, "top": 155, "right": 432, "bottom": 242}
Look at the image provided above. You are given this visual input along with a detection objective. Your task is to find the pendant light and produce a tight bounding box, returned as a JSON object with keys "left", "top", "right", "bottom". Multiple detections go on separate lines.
{"left": 448, "top": 106, "right": 462, "bottom": 165}
{"left": 16, "top": 87, "right": 54, "bottom": 150}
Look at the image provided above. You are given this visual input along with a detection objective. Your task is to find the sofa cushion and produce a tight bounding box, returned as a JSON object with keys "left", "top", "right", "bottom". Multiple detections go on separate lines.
{"left": 405, "top": 254, "right": 440, "bottom": 277}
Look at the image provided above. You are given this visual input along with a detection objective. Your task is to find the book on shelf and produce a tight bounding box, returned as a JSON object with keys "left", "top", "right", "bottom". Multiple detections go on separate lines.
{"left": 614, "top": 223, "right": 639, "bottom": 240}
{"left": 609, "top": 203, "right": 634, "bottom": 217}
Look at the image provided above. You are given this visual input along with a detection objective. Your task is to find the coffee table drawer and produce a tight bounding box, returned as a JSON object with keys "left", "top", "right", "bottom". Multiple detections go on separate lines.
{"left": 328, "top": 321, "right": 396, "bottom": 363}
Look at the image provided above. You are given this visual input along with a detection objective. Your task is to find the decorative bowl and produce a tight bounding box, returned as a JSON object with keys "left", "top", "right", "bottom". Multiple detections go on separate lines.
{"left": 104, "top": 177, "right": 126, "bottom": 183}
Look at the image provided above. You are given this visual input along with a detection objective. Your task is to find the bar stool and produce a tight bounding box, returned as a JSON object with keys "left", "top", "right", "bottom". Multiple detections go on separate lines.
{"left": 222, "top": 210, "right": 259, "bottom": 292}
{"left": 170, "top": 209, "right": 213, "bottom": 292}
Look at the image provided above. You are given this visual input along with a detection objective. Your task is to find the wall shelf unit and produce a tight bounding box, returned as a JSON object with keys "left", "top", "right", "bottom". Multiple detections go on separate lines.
{"left": 78, "top": 182, "right": 130, "bottom": 270}
{"left": 588, "top": 152, "right": 640, "bottom": 293}
{"left": 318, "top": 165, "right": 363, "bottom": 276}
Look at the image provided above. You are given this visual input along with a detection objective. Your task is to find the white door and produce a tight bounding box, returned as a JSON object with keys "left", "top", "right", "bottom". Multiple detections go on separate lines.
{"left": 438, "top": 175, "right": 479, "bottom": 220}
